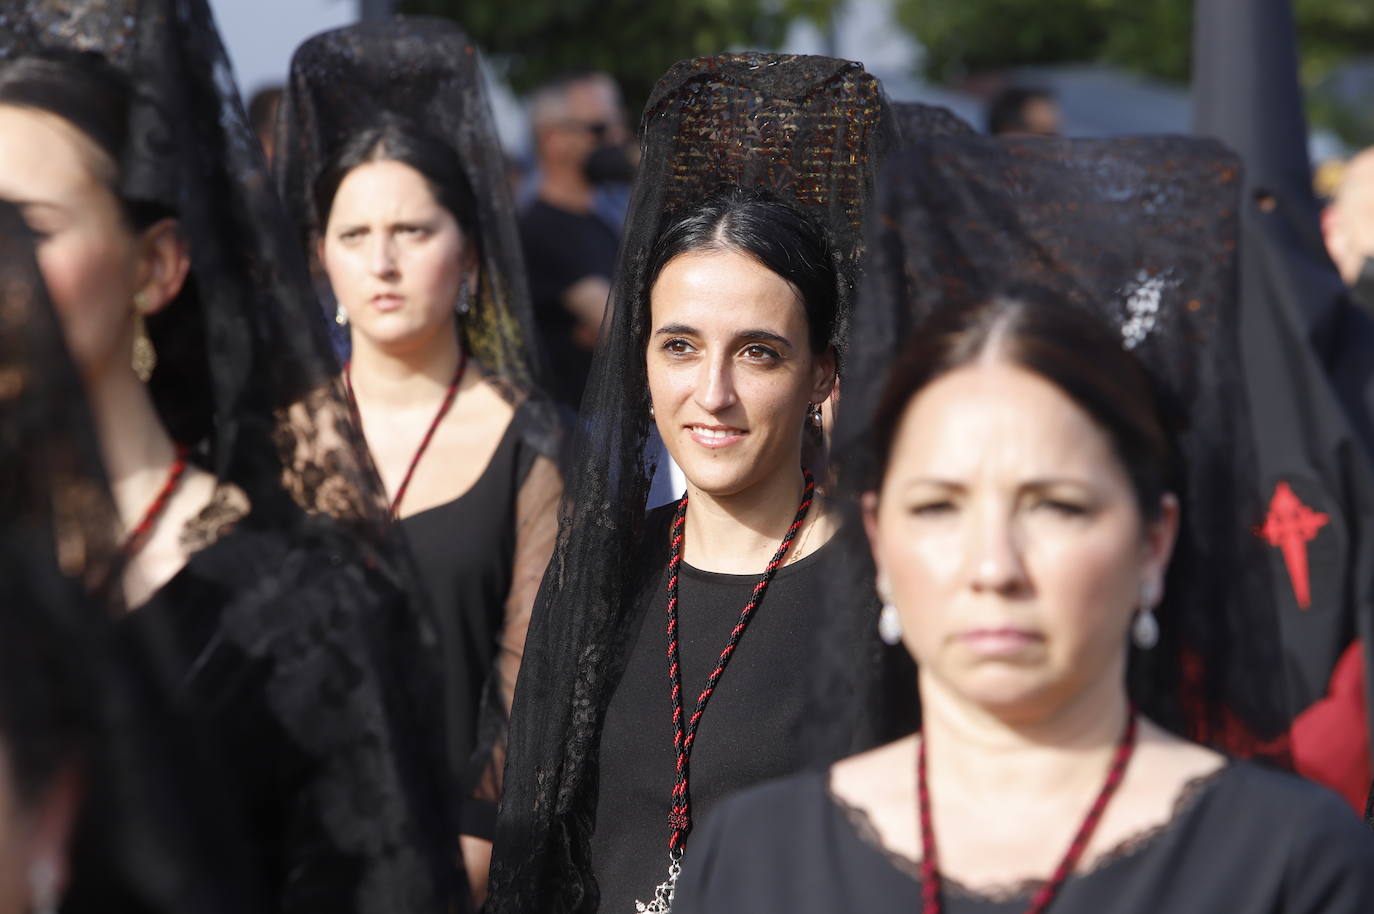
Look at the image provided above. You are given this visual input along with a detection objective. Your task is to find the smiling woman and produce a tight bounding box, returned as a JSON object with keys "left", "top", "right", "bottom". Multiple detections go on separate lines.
{"left": 644, "top": 192, "right": 837, "bottom": 536}
{"left": 488, "top": 54, "right": 894, "bottom": 914}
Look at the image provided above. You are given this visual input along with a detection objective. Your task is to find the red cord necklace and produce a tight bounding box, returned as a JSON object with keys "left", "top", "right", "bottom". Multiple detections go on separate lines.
{"left": 344, "top": 346, "right": 467, "bottom": 519}
{"left": 917, "top": 706, "right": 1138, "bottom": 914}
{"left": 636, "top": 468, "right": 817, "bottom": 914}
{"left": 119, "top": 443, "right": 191, "bottom": 560}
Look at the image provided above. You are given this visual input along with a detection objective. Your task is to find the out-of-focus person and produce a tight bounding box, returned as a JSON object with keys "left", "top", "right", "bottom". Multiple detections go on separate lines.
{"left": 247, "top": 85, "right": 283, "bottom": 166}
{"left": 519, "top": 71, "right": 634, "bottom": 407}
{"left": 1321, "top": 146, "right": 1374, "bottom": 310}
{"left": 986, "top": 85, "right": 1061, "bottom": 137}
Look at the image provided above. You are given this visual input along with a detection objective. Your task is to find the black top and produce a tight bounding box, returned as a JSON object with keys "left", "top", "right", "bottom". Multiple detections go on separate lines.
{"left": 518, "top": 199, "right": 620, "bottom": 407}
{"left": 69, "top": 506, "right": 455, "bottom": 914}
{"left": 399, "top": 402, "right": 539, "bottom": 822}
{"left": 674, "top": 761, "right": 1374, "bottom": 914}
{"left": 588, "top": 503, "right": 836, "bottom": 912}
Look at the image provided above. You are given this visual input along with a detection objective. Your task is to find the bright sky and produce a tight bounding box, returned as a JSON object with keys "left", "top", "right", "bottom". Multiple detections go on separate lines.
{"left": 207, "top": 0, "right": 357, "bottom": 98}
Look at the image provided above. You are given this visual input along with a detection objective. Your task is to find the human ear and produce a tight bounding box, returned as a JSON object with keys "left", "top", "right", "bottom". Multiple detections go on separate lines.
{"left": 1141, "top": 492, "right": 1180, "bottom": 600}
{"left": 862, "top": 490, "right": 886, "bottom": 586}
{"left": 133, "top": 218, "right": 190, "bottom": 314}
{"left": 809, "top": 344, "right": 837, "bottom": 403}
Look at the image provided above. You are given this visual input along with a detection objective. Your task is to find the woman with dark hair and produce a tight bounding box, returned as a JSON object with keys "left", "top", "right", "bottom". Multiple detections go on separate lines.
{"left": 0, "top": 197, "right": 264, "bottom": 914}
{"left": 487, "top": 54, "right": 893, "bottom": 914}
{"left": 275, "top": 21, "right": 564, "bottom": 898}
{"left": 0, "top": 3, "right": 456, "bottom": 912}
{"left": 671, "top": 137, "right": 1374, "bottom": 912}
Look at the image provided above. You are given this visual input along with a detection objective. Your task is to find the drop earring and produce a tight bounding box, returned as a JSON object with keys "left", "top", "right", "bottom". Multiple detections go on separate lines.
{"left": 876, "top": 576, "right": 902, "bottom": 645}
{"left": 334, "top": 301, "right": 348, "bottom": 326}
{"left": 878, "top": 602, "right": 902, "bottom": 646}
{"left": 648, "top": 403, "right": 656, "bottom": 419}
{"left": 1132, "top": 580, "right": 1160, "bottom": 650}
{"left": 807, "top": 401, "right": 823, "bottom": 430}
{"left": 131, "top": 291, "right": 156, "bottom": 383}
{"left": 456, "top": 281, "right": 472, "bottom": 316}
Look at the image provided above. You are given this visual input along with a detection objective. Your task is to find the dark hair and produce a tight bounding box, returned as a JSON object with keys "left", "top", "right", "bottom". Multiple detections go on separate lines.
{"left": 0, "top": 50, "right": 168, "bottom": 229}
{"left": 869, "top": 296, "right": 1177, "bottom": 521}
{"left": 646, "top": 189, "right": 838, "bottom": 354}
{"left": 314, "top": 116, "right": 481, "bottom": 245}
{"left": 986, "top": 86, "right": 1055, "bottom": 136}
{"left": 247, "top": 85, "right": 283, "bottom": 140}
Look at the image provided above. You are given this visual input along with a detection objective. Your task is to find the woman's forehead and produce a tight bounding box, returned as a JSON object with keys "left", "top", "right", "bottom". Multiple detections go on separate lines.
{"left": 890, "top": 362, "right": 1119, "bottom": 478}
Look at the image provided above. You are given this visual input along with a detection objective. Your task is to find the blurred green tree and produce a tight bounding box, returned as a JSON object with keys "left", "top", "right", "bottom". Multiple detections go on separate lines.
{"left": 399, "top": 0, "right": 841, "bottom": 116}
{"left": 894, "top": 0, "right": 1374, "bottom": 144}
{"left": 897, "top": 0, "right": 1372, "bottom": 84}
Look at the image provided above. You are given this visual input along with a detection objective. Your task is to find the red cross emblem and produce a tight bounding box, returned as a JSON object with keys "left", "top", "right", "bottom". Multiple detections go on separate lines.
{"left": 1255, "top": 481, "right": 1330, "bottom": 610}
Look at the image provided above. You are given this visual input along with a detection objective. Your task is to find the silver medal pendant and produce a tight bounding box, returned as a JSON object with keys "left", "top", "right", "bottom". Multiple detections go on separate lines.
{"left": 634, "top": 850, "right": 682, "bottom": 913}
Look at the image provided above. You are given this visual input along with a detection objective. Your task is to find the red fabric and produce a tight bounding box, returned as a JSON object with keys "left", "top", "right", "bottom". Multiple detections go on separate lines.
{"left": 1291, "top": 641, "right": 1371, "bottom": 812}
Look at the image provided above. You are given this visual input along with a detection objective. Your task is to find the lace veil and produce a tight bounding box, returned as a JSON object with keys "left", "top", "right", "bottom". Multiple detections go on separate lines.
{"left": 816, "top": 135, "right": 1292, "bottom": 761}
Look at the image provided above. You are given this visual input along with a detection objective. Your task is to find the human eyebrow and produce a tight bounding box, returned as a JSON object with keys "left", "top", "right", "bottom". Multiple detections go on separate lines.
{"left": 736, "top": 329, "right": 793, "bottom": 349}
{"left": 654, "top": 322, "right": 700, "bottom": 337}
{"left": 1019, "top": 477, "right": 1094, "bottom": 494}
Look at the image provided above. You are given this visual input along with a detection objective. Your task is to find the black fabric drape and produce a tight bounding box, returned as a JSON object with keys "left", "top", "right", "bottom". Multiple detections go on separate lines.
{"left": 1191, "top": 0, "right": 1374, "bottom": 739}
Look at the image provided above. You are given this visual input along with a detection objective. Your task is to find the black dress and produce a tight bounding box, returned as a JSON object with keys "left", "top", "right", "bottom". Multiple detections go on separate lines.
{"left": 588, "top": 503, "right": 837, "bottom": 912}
{"left": 674, "top": 762, "right": 1374, "bottom": 913}
{"left": 399, "top": 401, "right": 542, "bottom": 834}
{"left": 69, "top": 496, "right": 453, "bottom": 914}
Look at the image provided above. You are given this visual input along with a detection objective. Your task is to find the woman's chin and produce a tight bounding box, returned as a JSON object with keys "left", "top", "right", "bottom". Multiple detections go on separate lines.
{"left": 672, "top": 453, "right": 761, "bottom": 501}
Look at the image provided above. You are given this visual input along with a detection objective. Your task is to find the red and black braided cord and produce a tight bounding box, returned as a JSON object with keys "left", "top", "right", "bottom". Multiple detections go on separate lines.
{"left": 917, "top": 706, "right": 1138, "bottom": 914}
{"left": 119, "top": 443, "right": 191, "bottom": 561}
{"left": 344, "top": 345, "right": 467, "bottom": 519}
{"left": 664, "top": 468, "right": 816, "bottom": 853}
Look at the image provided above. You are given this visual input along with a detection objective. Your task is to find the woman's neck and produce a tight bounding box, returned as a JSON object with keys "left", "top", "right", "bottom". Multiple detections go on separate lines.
{"left": 87, "top": 361, "right": 179, "bottom": 527}
{"left": 918, "top": 666, "right": 1130, "bottom": 804}
{"left": 680, "top": 462, "right": 814, "bottom": 574}
{"left": 348, "top": 322, "right": 464, "bottom": 408}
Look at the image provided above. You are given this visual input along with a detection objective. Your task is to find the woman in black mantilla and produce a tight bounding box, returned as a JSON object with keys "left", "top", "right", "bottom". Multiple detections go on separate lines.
{"left": 0, "top": 3, "right": 457, "bottom": 911}
{"left": 0, "top": 200, "right": 263, "bottom": 914}
{"left": 487, "top": 54, "right": 891, "bottom": 914}
{"left": 672, "top": 136, "right": 1374, "bottom": 912}
{"left": 275, "top": 21, "right": 563, "bottom": 895}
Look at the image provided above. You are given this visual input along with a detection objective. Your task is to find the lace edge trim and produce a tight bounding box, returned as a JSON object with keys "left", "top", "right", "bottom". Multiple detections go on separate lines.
{"left": 826, "top": 762, "right": 1230, "bottom": 902}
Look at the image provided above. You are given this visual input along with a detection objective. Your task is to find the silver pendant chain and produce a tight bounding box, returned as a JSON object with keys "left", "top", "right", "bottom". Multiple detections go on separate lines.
{"left": 634, "top": 849, "right": 683, "bottom": 913}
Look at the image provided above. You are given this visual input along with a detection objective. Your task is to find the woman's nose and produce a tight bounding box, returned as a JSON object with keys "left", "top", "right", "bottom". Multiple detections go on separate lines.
{"left": 694, "top": 355, "right": 738, "bottom": 415}
{"left": 968, "top": 509, "right": 1029, "bottom": 595}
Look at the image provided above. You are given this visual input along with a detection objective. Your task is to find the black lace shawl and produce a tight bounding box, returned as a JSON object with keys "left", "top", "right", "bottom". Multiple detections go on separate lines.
{"left": 488, "top": 53, "right": 895, "bottom": 914}
{"left": 813, "top": 135, "right": 1292, "bottom": 764}
{"left": 0, "top": 200, "right": 266, "bottom": 914}
{"left": 0, "top": 3, "right": 459, "bottom": 910}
